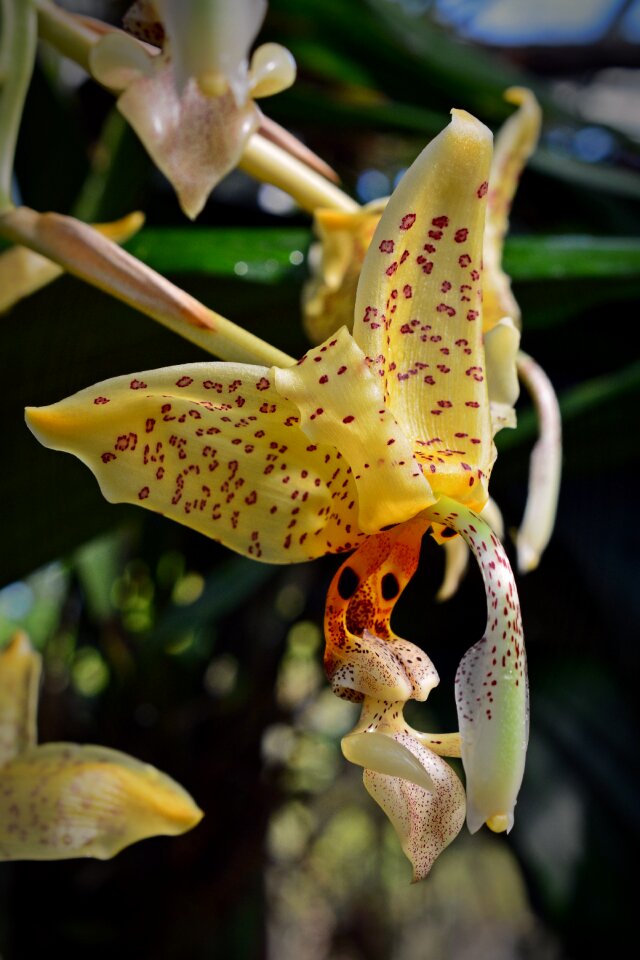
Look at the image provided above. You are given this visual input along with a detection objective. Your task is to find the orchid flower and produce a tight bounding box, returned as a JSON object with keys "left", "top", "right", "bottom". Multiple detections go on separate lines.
{"left": 302, "top": 88, "right": 560, "bottom": 578}
{"left": 26, "top": 109, "right": 528, "bottom": 879}
{"left": 0, "top": 632, "right": 202, "bottom": 860}
{"left": 84, "top": 0, "right": 296, "bottom": 218}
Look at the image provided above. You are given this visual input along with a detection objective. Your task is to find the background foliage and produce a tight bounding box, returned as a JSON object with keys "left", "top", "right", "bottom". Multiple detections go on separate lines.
{"left": 1, "top": 1, "right": 639, "bottom": 957}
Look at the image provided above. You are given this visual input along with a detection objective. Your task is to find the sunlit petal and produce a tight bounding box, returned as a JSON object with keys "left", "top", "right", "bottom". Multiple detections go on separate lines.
{"left": 25, "top": 363, "right": 367, "bottom": 563}
{"left": 426, "top": 498, "right": 528, "bottom": 835}
{"left": 484, "top": 317, "right": 521, "bottom": 434}
{"left": 116, "top": 62, "right": 260, "bottom": 219}
{"left": 89, "top": 30, "right": 156, "bottom": 92}
{"left": 156, "top": 0, "right": 266, "bottom": 103}
{"left": 353, "top": 110, "right": 494, "bottom": 509}
{"left": 0, "top": 743, "right": 202, "bottom": 860}
{"left": 484, "top": 88, "right": 542, "bottom": 331}
{"left": 324, "top": 520, "right": 436, "bottom": 701}
{"left": 249, "top": 42, "right": 296, "bottom": 99}
{"left": 436, "top": 497, "right": 504, "bottom": 601}
{"left": 363, "top": 730, "right": 466, "bottom": 882}
{"left": 342, "top": 732, "right": 436, "bottom": 792}
{"left": 0, "top": 633, "right": 40, "bottom": 765}
{"left": 515, "top": 351, "right": 562, "bottom": 572}
{"left": 275, "top": 327, "right": 435, "bottom": 534}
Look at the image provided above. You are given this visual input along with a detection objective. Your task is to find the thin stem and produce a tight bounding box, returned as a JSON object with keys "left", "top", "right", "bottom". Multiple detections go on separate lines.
{"left": 240, "top": 132, "right": 360, "bottom": 215}
{"left": 35, "top": 0, "right": 97, "bottom": 73}
{"left": 0, "top": 206, "right": 296, "bottom": 368}
{"left": 0, "top": 0, "right": 37, "bottom": 212}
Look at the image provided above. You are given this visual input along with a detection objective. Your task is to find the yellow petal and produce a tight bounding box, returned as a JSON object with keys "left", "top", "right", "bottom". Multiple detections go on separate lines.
{"left": 485, "top": 316, "right": 521, "bottom": 435}
{"left": 26, "top": 362, "right": 367, "bottom": 563}
{"left": 484, "top": 88, "right": 542, "bottom": 332}
{"left": 0, "top": 633, "right": 40, "bottom": 765}
{"left": 363, "top": 731, "right": 466, "bottom": 882}
{"left": 275, "top": 327, "right": 435, "bottom": 534}
{"left": 249, "top": 42, "right": 296, "bottom": 99}
{"left": 302, "top": 201, "right": 387, "bottom": 345}
{"left": 426, "top": 498, "right": 528, "bottom": 835}
{"left": 0, "top": 743, "right": 202, "bottom": 860}
{"left": 515, "top": 351, "right": 562, "bottom": 572}
{"left": 353, "top": 110, "right": 494, "bottom": 510}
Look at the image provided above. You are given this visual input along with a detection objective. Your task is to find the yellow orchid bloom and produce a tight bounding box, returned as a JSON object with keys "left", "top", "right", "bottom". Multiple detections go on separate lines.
{"left": 26, "top": 109, "right": 527, "bottom": 879}
{"left": 86, "top": 0, "right": 296, "bottom": 218}
{"left": 302, "top": 88, "right": 559, "bottom": 577}
{"left": 0, "top": 632, "right": 202, "bottom": 860}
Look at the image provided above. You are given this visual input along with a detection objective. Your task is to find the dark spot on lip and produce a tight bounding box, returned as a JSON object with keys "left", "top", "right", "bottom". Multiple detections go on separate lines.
{"left": 381, "top": 572, "right": 400, "bottom": 601}
{"left": 440, "top": 527, "right": 457, "bottom": 539}
{"left": 380, "top": 523, "right": 398, "bottom": 531}
{"left": 337, "top": 566, "right": 360, "bottom": 600}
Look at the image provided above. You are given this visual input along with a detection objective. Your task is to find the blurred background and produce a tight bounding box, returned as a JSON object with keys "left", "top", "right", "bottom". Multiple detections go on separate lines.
{"left": 1, "top": 0, "right": 640, "bottom": 957}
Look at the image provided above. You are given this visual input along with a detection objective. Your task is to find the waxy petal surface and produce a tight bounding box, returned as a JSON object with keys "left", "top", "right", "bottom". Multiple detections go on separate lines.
{"left": 323, "top": 520, "right": 437, "bottom": 702}
{"left": 116, "top": 59, "right": 259, "bottom": 219}
{"left": 515, "top": 352, "right": 562, "bottom": 572}
{"left": 275, "top": 328, "right": 435, "bottom": 534}
{"left": 26, "top": 363, "right": 367, "bottom": 564}
{"left": 353, "top": 111, "right": 494, "bottom": 509}
{"left": 363, "top": 731, "right": 466, "bottom": 882}
{"left": 0, "top": 634, "right": 40, "bottom": 765}
{"left": 484, "top": 88, "right": 541, "bottom": 331}
{"left": 426, "top": 498, "right": 528, "bottom": 834}
{"left": 484, "top": 317, "right": 521, "bottom": 434}
{"left": 0, "top": 743, "right": 202, "bottom": 860}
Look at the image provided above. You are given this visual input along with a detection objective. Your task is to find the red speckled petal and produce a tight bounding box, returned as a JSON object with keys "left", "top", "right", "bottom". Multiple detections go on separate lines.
{"left": 275, "top": 327, "right": 435, "bottom": 534}
{"left": 426, "top": 498, "right": 528, "bottom": 835}
{"left": 0, "top": 743, "right": 202, "bottom": 860}
{"left": 323, "top": 519, "right": 436, "bottom": 702}
{"left": 26, "top": 363, "right": 367, "bottom": 564}
{"left": 353, "top": 110, "right": 494, "bottom": 510}
{"left": 0, "top": 634, "right": 40, "bottom": 766}
{"left": 363, "top": 729, "right": 466, "bottom": 882}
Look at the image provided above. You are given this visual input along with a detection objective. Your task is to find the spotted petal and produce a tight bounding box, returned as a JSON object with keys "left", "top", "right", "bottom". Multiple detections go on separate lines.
{"left": 26, "top": 362, "right": 367, "bottom": 563}
{"left": 363, "top": 730, "right": 466, "bottom": 882}
{"left": 426, "top": 498, "right": 528, "bottom": 834}
{"left": 275, "top": 327, "right": 435, "bottom": 534}
{"left": 0, "top": 634, "right": 40, "bottom": 765}
{"left": 0, "top": 743, "right": 202, "bottom": 860}
{"left": 353, "top": 110, "right": 494, "bottom": 510}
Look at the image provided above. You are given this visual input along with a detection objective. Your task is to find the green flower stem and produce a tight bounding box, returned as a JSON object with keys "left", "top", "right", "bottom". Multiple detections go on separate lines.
{"left": 35, "top": 0, "right": 96, "bottom": 73}
{"left": 0, "top": 205, "right": 296, "bottom": 368}
{"left": 240, "top": 133, "right": 360, "bottom": 215}
{"left": 0, "top": 0, "right": 37, "bottom": 213}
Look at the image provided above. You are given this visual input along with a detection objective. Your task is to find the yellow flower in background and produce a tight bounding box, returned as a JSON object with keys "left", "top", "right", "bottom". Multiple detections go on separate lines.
{"left": 26, "top": 109, "right": 528, "bottom": 879}
{"left": 0, "top": 632, "right": 202, "bottom": 860}
{"left": 88, "top": 0, "right": 296, "bottom": 218}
